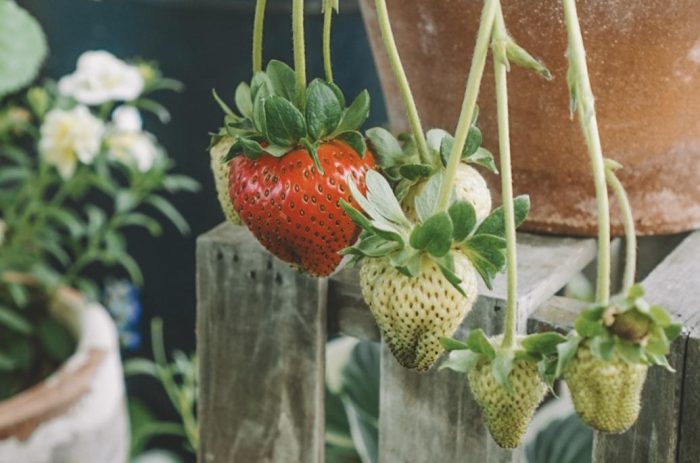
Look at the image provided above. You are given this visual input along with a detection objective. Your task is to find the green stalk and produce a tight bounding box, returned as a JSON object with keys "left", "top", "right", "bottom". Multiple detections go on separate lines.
{"left": 292, "top": 0, "right": 307, "bottom": 107}
{"left": 435, "top": 0, "right": 498, "bottom": 212}
{"left": 605, "top": 163, "right": 636, "bottom": 292}
{"left": 323, "top": 0, "right": 334, "bottom": 82}
{"left": 562, "top": 0, "right": 611, "bottom": 305}
{"left": 252, "top": 0, "right": 268, "bottom": 73}
{"left": 373, "top": 0, "right": 430, "bottom": 163}
{"left": 493, "top": 6, "right": 518, "bottom": 349}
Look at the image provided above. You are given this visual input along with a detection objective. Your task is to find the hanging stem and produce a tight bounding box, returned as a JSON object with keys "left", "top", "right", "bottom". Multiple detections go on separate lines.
{"left": 252, "top": 0, "right": 267, "bottom": 73}
{"left": 292, "top": 0, "right": 307, "bottom": 106}
{"left": 562, "top": 0, "right": 611, "bottom": 305}
{"left": 323, "top": 1, "right": 335, "bottom": 82}
{"left": 374, "top": 0, "right": 430, "bottom": 163}
{"left": 605, "top": 163, "right": 636, "bottom": 292}
{"left": 492, "top": 6, "right": 518, "bottom": 350}
{"left": 435, "top": 0, "right": 498, "bottom": 212}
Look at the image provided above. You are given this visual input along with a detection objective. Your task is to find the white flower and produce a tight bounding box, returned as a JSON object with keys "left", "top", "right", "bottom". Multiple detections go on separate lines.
{"left": 58, "top": 51, "right": 144, "bottom": 105}
{"left": 106, "top": 130, "right": 160, "bottom": 172}
{"left": 39, "top": 106, "right": 105, "bottom": 179}
{"left": 112, "top": 105, "right": 142, "bottom": 132}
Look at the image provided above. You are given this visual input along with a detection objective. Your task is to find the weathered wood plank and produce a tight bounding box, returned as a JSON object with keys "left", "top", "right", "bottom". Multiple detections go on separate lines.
{"left": 330, "top": 233, "right": 596, "bottom": 341}
{"left": 196, "top": 223, "right": 326, "bottom": 463}
{"left": 374, "top": 235, "right": 595, "bottom": 463}
{"left": 589, "top": 232, "right": 700, "bottom": 463}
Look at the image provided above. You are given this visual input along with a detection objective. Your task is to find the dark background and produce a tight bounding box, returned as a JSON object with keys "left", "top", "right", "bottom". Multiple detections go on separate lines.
{"left": 19, "top": 0, "right": 386, "bottom": 354}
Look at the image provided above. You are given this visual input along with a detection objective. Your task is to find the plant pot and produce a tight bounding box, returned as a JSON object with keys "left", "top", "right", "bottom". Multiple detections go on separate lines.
{"left": 360, "top": 0, "right": 700, "bottom": 236}
{"left": 0, "top": 285, "right": 128, "bottom": 463}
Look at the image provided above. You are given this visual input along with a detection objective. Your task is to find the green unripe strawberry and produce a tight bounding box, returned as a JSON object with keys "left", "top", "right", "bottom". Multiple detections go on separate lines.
{"left": 468, "top": 358, "right": 548, "bottom": 448}
{"left": 360, "top": 252, "right": 478, "bottom": 371}
{"left": 565, "top": 344, "right": 648, "bottom": 433}
{"left": 209, "top": 135, "right": 241, "bottom": 225}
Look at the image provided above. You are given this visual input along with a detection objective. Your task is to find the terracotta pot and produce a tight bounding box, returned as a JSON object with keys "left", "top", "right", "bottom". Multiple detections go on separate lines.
{"left": 360, "top": 0, "right": 700, "bottom": 236}
{"left": 0, "top": 285, "right": 128, "bottom": 463}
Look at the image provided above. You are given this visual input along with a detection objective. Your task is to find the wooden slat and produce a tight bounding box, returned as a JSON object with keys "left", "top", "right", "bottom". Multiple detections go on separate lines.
{"left": 196, "top": 224, "right": 326, "bottom": 463}
{"left": 330, "top": 233, "right": 597, "bottom": 341}
{"left": 372, "top": 235, "right": 596, "bottom": 463}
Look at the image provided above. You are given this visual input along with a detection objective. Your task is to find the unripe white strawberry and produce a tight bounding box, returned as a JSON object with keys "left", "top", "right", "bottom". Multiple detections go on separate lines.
{"left": 402, "top": 164, "right": 492, "bottom": 223}
{"left": 468, "top": 357, "right": 548, "bottom": 448}
{"left": 209, "top": 136, "right": 241, "bottom": 225}
{"left": 359, "top": 252, "right": 478, "bottom": 371}
{"left": 565, "top": 344, "right": 648, "bottom": 433}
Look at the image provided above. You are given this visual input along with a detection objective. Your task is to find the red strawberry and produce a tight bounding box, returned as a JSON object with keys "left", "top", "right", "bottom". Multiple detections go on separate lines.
{"left": 229, "top": 141, "right": 376, "bottom": 276}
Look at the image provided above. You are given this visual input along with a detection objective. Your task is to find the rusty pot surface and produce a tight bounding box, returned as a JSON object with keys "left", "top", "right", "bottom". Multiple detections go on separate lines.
{"left": 360, "top": 0, "right": 700, "bottom": 236}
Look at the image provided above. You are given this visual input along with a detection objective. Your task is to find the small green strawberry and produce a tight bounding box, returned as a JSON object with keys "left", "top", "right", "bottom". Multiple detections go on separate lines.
{"left": 441, "top": 331, "right": 563, "bottom": 448}
{"left": 209, "top": 134, "right": 241, "bottom": 225}
{"left": 556, "top": 285, "right": 682, "bottom": 433}
{"left": 360, "top": 252, "right": 478, "bottom": 371}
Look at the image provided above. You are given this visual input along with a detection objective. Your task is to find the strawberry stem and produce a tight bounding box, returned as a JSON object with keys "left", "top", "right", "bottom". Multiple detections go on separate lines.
{"left": 293, "top": 0, "right": 307, "bottom": 107}
{"left": 323, "top": 0, "right": 335, "bottom": 82}
{"left": 435, "top": 0, "right": 498, "bottom": 213}
{"left": 492, "top": 5, "right": 518, "bottom": 350}
{"left": 562, "top": 0, "right": 611, "bottom": 305}
{"left": 605, "top": 161, "right": 637, "bottom": 292}
{"left": 252, "top": 0, "right": 267, "bottom": 73}
{"left": 373, "top": 0, "right": 430, "bottom": 163}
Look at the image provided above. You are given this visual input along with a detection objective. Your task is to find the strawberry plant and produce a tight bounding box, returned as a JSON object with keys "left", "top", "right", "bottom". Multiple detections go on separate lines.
{"left": 209, "top": 0, "right": 375, "bottom": 276}
{"left": 551, "top": 0, "right": 681, "bottom": 434}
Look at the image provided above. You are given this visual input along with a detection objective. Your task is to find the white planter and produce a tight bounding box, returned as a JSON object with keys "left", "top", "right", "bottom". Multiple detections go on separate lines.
{"left": 0, "top": 287, "right": 129, "bottom": 463}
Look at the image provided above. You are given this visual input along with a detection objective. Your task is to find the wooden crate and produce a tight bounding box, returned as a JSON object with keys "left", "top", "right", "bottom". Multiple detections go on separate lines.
{"left": 197, "top": 223, "right": 699, "bottom": 462}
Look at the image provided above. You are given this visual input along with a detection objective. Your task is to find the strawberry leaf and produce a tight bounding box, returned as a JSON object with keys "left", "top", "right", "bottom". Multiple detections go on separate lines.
{"left": 521, "top": 332, "right": 567, "bottom": 356}
{"left": 616, "top": 339, "right": 644, "bottom": 364}
{"left": 398, "top": 164, "right": 434, "bottom": 181}
{"left": 327, "top": 81, "right": 346, "bottom": 107}
{"left": 466, "top": 329, "right": 496, "bottom": 358}
{"left": 460, "top": 234, "right": 507, "bottom": 288}
{"left": 300, "top": 138, "right": 324, "bottom": 174}
{"left": 439, "top": 337, "right": 470, "bottom": 352}
{"left": 365, "top": 170, "right": 410, "bottom": 226}
{"left": 414, "top": 172, "right": 443, "bottom": 223}
{"left": 448, "top": 200, "right": 477, "bottom": 242}
{"left": 305, "top": 79, "right": 342, "bottom": 139}
{"left": 235, "top": 82, "right": 253, "bottom": 119}
{"left": 390, "top": 247, "right": 421, "bottom": 276}
{"left": 251, "top": 71, "right": 274, "bottom": 101}
{"left": 554, "top": 334, "right": 581, "bottom": 378}
{"left": 410, "top": 212, "right": 453, "bottom": 258}
{"left": 341, "top": 234, "right": 400, "bottom": 258}
{"left": 439, "top": 349, "right": 481, "bottom": 373}
{"left": 336, "top": 131, "right": 366, "bottom": 158}
{"left": 590, "top": 333, "right": 615, "bottom": 360}
{"left": 237, "top": 137, "right": 265, "bottom": 159}
{"left": 265, "top": 96, "right": 307, "bottom": 146}
{"left": 434, "top": 254, "right": 466, "bottom": 296}
{"left": 574, "top": 305, "right": 606, "bottom": 338}
{"left": 439, "top": 127, "right": 482, "bottom": 167}
{"left": 664, "top": 323, "right": 683, "bottom": 342}
{"left": 335, "top": 90, "right": 370, "bottom": 134}
{"left": 252, "top": 94, "right": 268, "bottom": 136}
{"left": 475, "top": 195, "right": 530, "bottom": 237}
{"left": 464, "top": 147, "right": 498, "bottom": 174}
{"left": 266, "top": 60, "right": 297, "bottom": 103}
{"left": 339, "top": 199, "right": 373, "bottom": 231}
{"left": 492, "top": 351, "right": 515, "bottom": 390}
{"left": 212, "top": 88, "right": 235, "bottom": 116}
{"left": 366, "top": 127, "right": 404, "bottom": 169}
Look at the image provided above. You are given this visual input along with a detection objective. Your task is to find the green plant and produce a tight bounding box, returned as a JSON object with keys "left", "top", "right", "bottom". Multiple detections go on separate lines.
{"left": 0, "top": 41, "right": 197, "bottom": 400}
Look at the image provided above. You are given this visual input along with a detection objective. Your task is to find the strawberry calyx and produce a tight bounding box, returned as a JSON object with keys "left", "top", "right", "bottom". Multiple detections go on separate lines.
{"left": 555, "top": 284, "right": 682, "bottom": 376}
{"left": 366, "top": 109, "right": 497, "bottom": 201}
{"left": 211, "top": 59, "right": 370, "bottom": 173}
{"left": 439, "top": 329, "right": 565, "bottom": 389}
{"left": 340, "top": 170, "right": 530, "bottom": 293}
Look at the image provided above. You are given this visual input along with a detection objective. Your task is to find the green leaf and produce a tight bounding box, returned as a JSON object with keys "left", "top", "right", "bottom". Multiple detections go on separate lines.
{"left": 366, "top": 127, "right": 404, "bottom": 169}
{"left": 555, "top": 335, "right": 581, "bottom": 377}
{"left": 439, "top": 337, "right": 470, "bottom": 352}
{"left": 648, "top": 304, "right": 673, "bottom": 327}
{"left": 339, "top": 199, "right": 373, "bottom": 231}
{"left": 326, "top": 81, "right": 346, "bottom": 107}
{"left": 439, "top": 349, "right": 481, "bottom": 373}
{"left": 234, "top": 82, "right": 253, "bottom": 118}
{"left": 574, "top": 305, "right": 606, "bottom": 338}
{"left": 250, "top": 71, "right": 274, "bottom": 101}
{"left": 264, "top": 96, "right": 307, "bottom": 146}
{"left": 146, "top": 195, "right": 190, "bottom": 235}
{"left": 439, "top": 127, "right": 482, "bottom": 167}
{"left": 434, "top": 254, "right": 466, "bottom": 296}
{"left": 134, "top": 98, "right": 171, "bottom": 123}
{"left": 342, "top": 234, "right": 400, "bottom": 258}
{"left": 492, "top": 352, "right": 515, "bottom": 389}
{"left": 0, "top": 166, "right": 30, "bottom": 184}
{"left": 123, "top": 358, "right": 159, "bottom": 378}
{"left": 521, "top": 332, "right": 567, "bottom": 356}
{"left": 238, "top": 137, "right": 265, "bottom": 159}
{"left": 85, "top": 204, "right": 106, "bottom": 235}
{"left": 465, "top": 329, "right": 496, "bottom": 358}
{"left": 460, "top": 234, "right": 507, "bottom": 288}
{"left": 414, "top": 172, "right": 443, "bottom": 223}
{"left": 664, "top": 323, "right": 683, "bottom": 342}
{"left": 37, "top": 318, "right": 75, "bottom": 363}
{"left": 120, "top": 212, "right": 163, "bottom": 236}
{"left": 335, "top": 90, "right": 370, "bottom": 134}
{"left": 266, "top": 60, "right": 297, "bottom": 102}
{"left": 398, "top": 164, "right": 434, "bottom": 181}
{"left": 448, "top": 200, "right": 477, "bottom": 242}
{"left": 409, "top": 212, "right": 453, "bottom": 258}
{"left": 365, "top": 170, "right": 409, "bottom": 226}
{"left": 336, "top": 131, "right": 366, "bottom": 158}
{"left": 252, "top": 92, "right": 268, "bottom": 136}
{"left": 212, "top": 88, "right": 234, "bottom": 116}
{"left": 300, "top": 138, "right": 324, "bottom": 174}
{"left": 590, "top": 334, "right": 615, "bottom": 361}
{"left": 476, "top": 195, "right": 531, "bottom": 237}
{"left": 0, "top": 1, "right": 47, "bottom": 97}
{"left": 389, "top": 247, "right": 421, "bottom": 276}
{"left": 0, "top": 305, "right": 33, "bottom": 334}
{"left": 162, "top": 175, "right": 201, "bottom": 193}
{"left": 464, "top": 147, "right": 498, "bottom": 174}
{"left": 305, "top": 79, "right": 342, "bottom": 140}
{"left": 616, "top": 340, "right": 644, "bottom": 364}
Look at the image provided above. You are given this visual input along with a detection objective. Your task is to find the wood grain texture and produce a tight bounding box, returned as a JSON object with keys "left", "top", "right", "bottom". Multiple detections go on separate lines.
{"left": 376, "top": 236, "right": 596, "bottom": 463}
{"left": 592, "top": 232, "right": 700, "bottom": 463}
{"left": 197, "top": 224, "right": 326, "bottom": 463}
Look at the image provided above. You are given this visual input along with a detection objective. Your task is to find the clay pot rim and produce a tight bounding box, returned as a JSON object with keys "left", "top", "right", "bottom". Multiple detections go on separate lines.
{"left": 0, "top": 276, "right": 108, "bottom": 440}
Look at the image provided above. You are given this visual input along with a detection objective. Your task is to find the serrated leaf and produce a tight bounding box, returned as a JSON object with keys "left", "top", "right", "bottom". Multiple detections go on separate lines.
{"left": 264, "top": 96, "right": 306, "bottom": 146}
{"left": 337, "top": 131, "right": 366, "bottom": 158}
{"left": 327, "top": 81, "right": 346, "bottom": 107}
{"left": 440, "top": 349, "right": 481, "bottom": 373}
{"left": 448, "top": 200, "right": 477, "bottom": 242}
{"left": 365, "top": 170, "right": 409, "bottom": 226}
{"left": 0, "top": 1, "right": 47, "bottom": 97}
{"left": 266, "top": 60, "right": 297, "bottom": 102}
{"left": 398, "top": 163, "right": 434, "bottom": 181}
{"left": 464, "top": 147, "right": 498, "bottom": 174}
{"left": 366, "top": 127, "right": 404, "bottom": 169}
{"left": 460, "top": 234, "right": 507, "bottom": 288}
{"left": 426, "top": 128, "right": 451, "bottom": 152}
{"left": 343, "top": 234, "right": 399, "bottom": 258}
{"left": 335, "top": 90, "right": 370, "bottom": 134}
{"left": 306, "top": 79, "right": 342, "bottom": 140}
{"left": 414, "top": 172, "right": 443, "bottom": 223}
{"left": 439, "top": 127, "right": 482, "bottom": 167}
{"left": 235, "top": 82, "right": 253, "bottom": 118}
{"left": 476, "top": 195, "right": 531, "bottom": 237}
{"left": 466, "top": 329, "right": 495, "bottom": 358}
{"left": 410, "top": 212, "right": 453, "bottom": 257}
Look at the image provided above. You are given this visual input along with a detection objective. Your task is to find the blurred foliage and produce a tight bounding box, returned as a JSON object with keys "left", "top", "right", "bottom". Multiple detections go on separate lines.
{"left": 526, "top": 413, "right": 593, "bottom": 463}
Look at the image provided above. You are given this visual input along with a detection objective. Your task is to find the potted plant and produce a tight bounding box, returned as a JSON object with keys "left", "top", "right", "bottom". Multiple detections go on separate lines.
{"left": 359, "top": 0, "right": 700, "bottom": 236}
{"left": 0, "top": 4, "right": 198, "bottom": 460}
